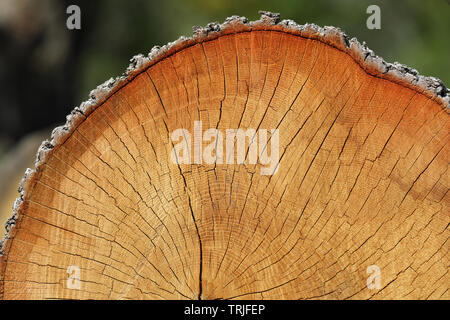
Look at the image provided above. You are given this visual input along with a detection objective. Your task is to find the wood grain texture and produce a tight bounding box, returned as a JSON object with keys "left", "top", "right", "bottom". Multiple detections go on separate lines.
{"left": 1, "top": 13, "right": 448, "bottom": 300}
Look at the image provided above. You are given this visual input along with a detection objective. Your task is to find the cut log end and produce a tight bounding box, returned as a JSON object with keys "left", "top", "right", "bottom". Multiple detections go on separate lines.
{"left": 1, "top": 11, "right": 449, "bottom": 300}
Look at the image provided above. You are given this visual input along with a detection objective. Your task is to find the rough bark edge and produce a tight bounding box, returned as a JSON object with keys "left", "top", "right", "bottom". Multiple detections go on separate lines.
{"left": 1, "top": 11, "right": 449, "bottom": 265}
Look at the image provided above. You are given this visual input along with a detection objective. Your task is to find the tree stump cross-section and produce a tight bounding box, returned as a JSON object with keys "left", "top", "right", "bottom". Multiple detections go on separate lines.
{"left": 0, "top": 12, "right": 449, "bottom": 300}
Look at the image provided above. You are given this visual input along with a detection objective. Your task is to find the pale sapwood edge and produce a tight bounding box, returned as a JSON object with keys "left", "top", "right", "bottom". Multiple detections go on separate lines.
{"left": 0, "top": 10, "right": 448, "bottom": 257}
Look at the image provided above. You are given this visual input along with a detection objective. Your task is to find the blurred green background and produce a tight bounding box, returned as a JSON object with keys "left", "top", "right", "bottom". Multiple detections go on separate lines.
{"left": 0, "top": 0, "right": 449, "bottom": 233}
